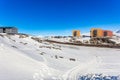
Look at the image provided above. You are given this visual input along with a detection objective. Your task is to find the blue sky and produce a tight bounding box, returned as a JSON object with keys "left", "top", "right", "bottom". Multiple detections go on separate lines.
{"left": 0, "top": 0, "right": 120, "bottom": 36}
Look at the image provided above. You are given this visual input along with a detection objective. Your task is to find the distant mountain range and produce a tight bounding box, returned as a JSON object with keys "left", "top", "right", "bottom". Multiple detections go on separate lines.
{"left": 116, "top": 30, "right": 120, "bottom": 33}
{"left": 114, "top": 30, "right": 120, "bottom": 37}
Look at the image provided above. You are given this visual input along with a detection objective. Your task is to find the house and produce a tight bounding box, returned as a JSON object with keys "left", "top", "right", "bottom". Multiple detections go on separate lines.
{"left": 0, "top": 27, "right": 18, "bottom": 34}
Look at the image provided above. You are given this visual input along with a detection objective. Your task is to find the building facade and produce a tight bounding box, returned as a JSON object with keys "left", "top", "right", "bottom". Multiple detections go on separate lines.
{"left": 90, "top": 28, "right": 113, "bottom": 38}
{"left": 90, "top": 28, "right": 103, "bottom": 38}
{"left": 0, "top": 27, "right": 18, "bottom": 34}
{"left": 72, "top": 30, "right": 81, "bottom": 37}
{"left": 103, "top": 30, "right": 113, "bottom": 38}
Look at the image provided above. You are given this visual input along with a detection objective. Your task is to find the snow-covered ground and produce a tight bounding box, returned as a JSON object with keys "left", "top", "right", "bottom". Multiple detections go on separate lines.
{"left": 47, "top": 37, "right": 72, "bottom": 43}
{"left": 0, "top": 33, "right": 120, "bottom": 80}
{"left": 47, "top": 37, "right": 90, "bottom": 44}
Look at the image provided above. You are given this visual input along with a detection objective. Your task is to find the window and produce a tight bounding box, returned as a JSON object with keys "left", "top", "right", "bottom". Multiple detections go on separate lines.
{"left": 3, "top": 28, "right": 6, "bottom": 33}
{"left": 93, "top": 30, "right": 97, "bottom": 37}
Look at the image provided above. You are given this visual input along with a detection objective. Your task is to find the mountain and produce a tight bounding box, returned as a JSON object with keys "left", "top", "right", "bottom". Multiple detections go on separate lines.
{"left": 113, "top": 30, "right": 120, "bottom": 37}
{"left": 116, "top": 30, "right": 120, "bottom": 33}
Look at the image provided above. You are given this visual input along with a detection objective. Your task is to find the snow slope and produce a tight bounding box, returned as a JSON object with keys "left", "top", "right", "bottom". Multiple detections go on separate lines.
{"left": 0, "top": 33, "right": 120, "bottom": 80}
{"left": 0, "top": 34, "right": 59, "bottom": 80}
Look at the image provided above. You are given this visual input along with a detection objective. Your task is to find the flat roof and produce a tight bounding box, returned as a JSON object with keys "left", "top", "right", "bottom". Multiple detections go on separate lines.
{"left": 0, "top": 27, "right": 17, "bottom": 29}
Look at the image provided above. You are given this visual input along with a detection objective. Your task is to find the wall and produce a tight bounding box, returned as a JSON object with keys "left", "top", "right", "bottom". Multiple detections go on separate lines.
{"left": 103, "top": 30, "right": 113, "bottom": 38}
{"left": 0, "top": 29, "right": 3, "bottom": 33}
{"left": 6, "top": 28, "right": 18, "bottom": 33}
{"left": 72, "top": 30, "right": 81, "bottom": 37}
{"left": 90, "top": 28, "right": 103, "bottom": 38}
{"left": 0, "top": 28, "right": 18, "bottom": 33}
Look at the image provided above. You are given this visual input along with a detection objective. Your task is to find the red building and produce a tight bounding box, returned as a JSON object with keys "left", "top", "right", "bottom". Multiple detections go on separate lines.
{"left": 103, "top": 30, "right": 113, "bottom": 38}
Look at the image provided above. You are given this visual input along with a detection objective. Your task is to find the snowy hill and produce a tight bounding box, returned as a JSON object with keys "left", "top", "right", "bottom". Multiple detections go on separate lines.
{"left": 0, "top": 33, "right": 120, "bottom": 80}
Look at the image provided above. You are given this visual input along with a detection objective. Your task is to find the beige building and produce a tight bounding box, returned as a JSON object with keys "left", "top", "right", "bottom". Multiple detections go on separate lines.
{"left": 90, "top": 28, "right": 103, "bottom": 38}
{"left": 72, "top": 30, "right": 81, "bottom": 37}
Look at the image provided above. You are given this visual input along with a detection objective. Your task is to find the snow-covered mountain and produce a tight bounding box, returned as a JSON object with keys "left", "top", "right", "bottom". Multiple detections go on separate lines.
{"left": 0, "top": 33, "right": 120, "bottom": 80}
{"left": 116, "top": 30, "right": 120, "bottom": 33}
{"left": 114, "top": 30, "right": 120, "bottom": 37}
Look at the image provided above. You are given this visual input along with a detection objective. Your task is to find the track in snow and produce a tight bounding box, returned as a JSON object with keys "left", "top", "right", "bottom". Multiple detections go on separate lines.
{"left": 62, "top": 55, "right": 102, "bottom": 80}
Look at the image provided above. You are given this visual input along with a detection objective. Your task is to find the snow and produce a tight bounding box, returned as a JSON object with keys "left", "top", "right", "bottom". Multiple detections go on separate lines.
{"left": 81, "top": 32, "right": 90, "bottom": 36}
{"left": 0, "top": 34, "right": 58, "bottom": 80}
{"left": 74, "top": 37, "right": 90, "bottom": 43}
{"left": 114, "top": 31, "right": 120, "bottom": 37}
{"left": 110, "top": 38, "right": 120, "bottom": 44}
{"left": 0, "top": 33, "right": 120, "bottom": 80}
{"left": 47, "top": 36, "right": 90, "bottom": 44}
{"left": 110, "top": 32, "right": 120, "bottom": 44}
{"left": 48, "top": 37, "right": 72, "bottom": 43}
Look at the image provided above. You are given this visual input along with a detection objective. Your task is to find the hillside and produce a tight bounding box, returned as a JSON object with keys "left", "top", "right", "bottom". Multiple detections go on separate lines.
{"left": 0, "top": 33, "right": 120, "bottom": 80}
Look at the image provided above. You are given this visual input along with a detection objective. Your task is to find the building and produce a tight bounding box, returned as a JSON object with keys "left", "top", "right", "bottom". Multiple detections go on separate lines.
{"left": 90, "top": 28, "right": 113, "bottom": 38}
{"left": 90, "top": 28, "right": 103, "bottom": 38}
{"left": 103, "top": 30, "right": 113, "bottom": 38}
{"left": 72, "top": 30, "right": 81, "bottom": 37}
{"left": 0, "top": 27, "right": 18, "bottom": 34}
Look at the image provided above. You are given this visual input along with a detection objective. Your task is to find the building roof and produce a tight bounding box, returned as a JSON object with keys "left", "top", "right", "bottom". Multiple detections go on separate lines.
{"left": 0, "top": 27, "right": 17, "bottom": 29}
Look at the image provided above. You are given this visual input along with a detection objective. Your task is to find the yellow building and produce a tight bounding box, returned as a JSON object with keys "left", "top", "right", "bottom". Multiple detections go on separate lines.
{"left": 90, "top": 28, "right": 103, "bottom": 38}
{"left": 72, "top": 30, "right": 81, "bottom": 37}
